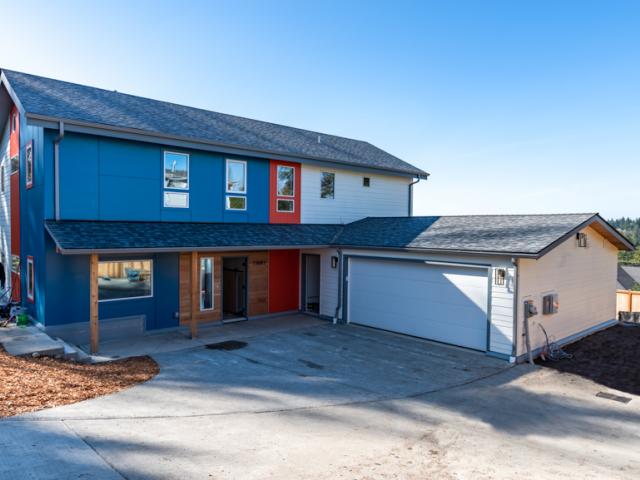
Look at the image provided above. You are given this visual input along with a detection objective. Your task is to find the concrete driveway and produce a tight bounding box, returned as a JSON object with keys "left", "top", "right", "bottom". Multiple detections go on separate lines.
{"left": 2, "top": 321, "right": 639, "bottom": 479}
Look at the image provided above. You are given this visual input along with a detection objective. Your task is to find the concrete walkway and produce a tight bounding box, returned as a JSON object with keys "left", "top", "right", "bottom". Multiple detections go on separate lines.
{"left": 2, "top": 323, "right": 639, "bottom": 479}
{"left": 82, "top": 313, "right": 324, "bottom": 361}
{"left": 0, "top": 325, "right": 63, "bottom": 357}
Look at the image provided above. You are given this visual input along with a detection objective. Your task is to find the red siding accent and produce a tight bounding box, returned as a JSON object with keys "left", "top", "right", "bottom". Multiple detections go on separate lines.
{"left": 9, "top": 106, "right": 19, "bottom": 159}
{"left": 268, "top": 249, "right": 300, "bottom": 313}
{"left": 10, "top": 173, "right": 20, "bottom": 302}
{"left": 269, "top": 160, "right": 301, "bottom": 224}
{"left": 9, "top": 106, "right": 20, "bottom": 302}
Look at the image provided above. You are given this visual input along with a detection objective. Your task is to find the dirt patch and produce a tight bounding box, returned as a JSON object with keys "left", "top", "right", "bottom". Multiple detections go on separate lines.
{"left": 0, "top": 346, "right": 159, "bottom": 418}
{"left": 539, "top": 324, "right": 640, "bottom": 395}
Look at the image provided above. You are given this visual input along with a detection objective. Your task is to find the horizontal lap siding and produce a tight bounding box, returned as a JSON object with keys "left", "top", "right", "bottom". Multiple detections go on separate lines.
{"left": 517, "top": 225, "right": 618, "bottom": 356}
{"left": 301, "top": 165, "right": 410, "bottom": 224}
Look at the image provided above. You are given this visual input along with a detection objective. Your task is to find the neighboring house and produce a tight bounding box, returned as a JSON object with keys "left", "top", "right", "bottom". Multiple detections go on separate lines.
{"left": 618, "top": 265, "right": 640, "bottom": 290}
{"left": 0, "top": 69, "right": 634, "bottom": 362}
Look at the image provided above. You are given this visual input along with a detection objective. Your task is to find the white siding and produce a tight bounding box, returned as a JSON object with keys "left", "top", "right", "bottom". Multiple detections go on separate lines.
{"left": 340, "top": 249, "right": 515, "bottom": 356}
{"left": 0, "top": 120, "right": 10, "bottom": 296}
{"left": 517, "top": 225, "right": 618, "bottom": 356}
{"left": 301, "top": 165, "right": 411, "bottom": 224}
{"left": 301, "top": 248, "right": 340, "bottom": 318}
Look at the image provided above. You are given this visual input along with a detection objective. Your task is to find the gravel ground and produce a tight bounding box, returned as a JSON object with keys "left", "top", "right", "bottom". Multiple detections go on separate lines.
{"left": 539, "top": 324, "right": 640, "bottom": 395}
{"left": 0, "top": 346, "right": 158, "bottom": 418}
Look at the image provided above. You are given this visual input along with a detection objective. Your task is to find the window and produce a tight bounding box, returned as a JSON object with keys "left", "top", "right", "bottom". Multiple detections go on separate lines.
{"left": 164, "top": 191, "right": 189, "bottom": 208}
{"left": 200, "top": 257, "right": 214, "bottom": 311}
{"left": 277, "top": 165, "right": 294, "bottom": 196}
{"left": 98, "top": 260, "right": 153, "bottom": 301}
{"left": 1, "top": 165, "right": 4, "bottom": 193}
{"left": 320, "top": 172, "right": 335, "bottom": 199}
{"left": 226, "top": 160, "right": 247, "bottom": 193}
{"left": 226, "top": 195, "right": 247, "bottom": 211}
{"left": 26, "top": 256, "right": 34, "bottom": 302}
{"left": 10, "top": 113, "right": 16, "bottom": 133}
{"left": 576, "top": 233, "right": 588, "bottom": 248}
{"left": 277, "top": 199, "right": 294, "bottom": 212}
{"left": 363, "top": 177, "right": 371, "bottom": 187}
{"left": 25, "top": 141, "right": 33, "bottom": 189}
{"left": 164, "top": 152, "right": 189, "bottom": 190}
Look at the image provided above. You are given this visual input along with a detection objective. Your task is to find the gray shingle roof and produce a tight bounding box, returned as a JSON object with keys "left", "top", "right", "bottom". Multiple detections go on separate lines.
{"left": 618, "top": 265, "right": 640, "bottom": 290}
{"left": 45, "top": 213, "right": 623, "bottom": 257}
{"left": 45, "top": 221, "right": 342, "bottom": 251}
{"left": 333, "top": 213, "right": 599, "bottom": 255}
{"left": 2, "top": 69, "right": 427, "bottom": 177}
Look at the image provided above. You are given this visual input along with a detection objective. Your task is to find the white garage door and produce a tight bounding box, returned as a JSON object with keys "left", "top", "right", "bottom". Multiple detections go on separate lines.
{"left": 347, "top": 257, "right": 489, "bottom": 351}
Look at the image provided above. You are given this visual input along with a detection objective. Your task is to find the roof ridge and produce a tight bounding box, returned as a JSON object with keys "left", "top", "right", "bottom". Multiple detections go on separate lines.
{"left": 2, "top": 69, "right": 381, "bottom": 147}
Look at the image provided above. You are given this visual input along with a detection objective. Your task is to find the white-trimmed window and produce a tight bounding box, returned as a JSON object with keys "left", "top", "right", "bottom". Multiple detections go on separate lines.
{"left": 27, "top": 256, "right": 35, "bottom": 302}
{"left": 98, "top": 260, "right": 153, "bottom": 301}
{"left": 200, "top": 257, "right": 214, "bottom": 311}
{"left": 25, "top": 141, "right": 34, "bottom": 189}
{"left": 277, "top": 199, "right": 294, "bottom": 212}
{"left": 226, "top": 195, "right": 247, "bottom": 211}
{"left": 320, "top": 172, "right": 335, "bottom": 199}
{"left": 164, "top": 152, "right": 189, "bottom": 190}
{"left": 277, "top": 165, "right": 294, "bottom": 197}
{"left": 226, "top": 159, "right": 247, "bottom": 193}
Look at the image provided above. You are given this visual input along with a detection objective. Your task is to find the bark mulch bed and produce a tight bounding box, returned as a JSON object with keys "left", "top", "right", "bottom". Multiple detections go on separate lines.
{"left": 0, "top": 346, "right": 159, "bottom": 418}
{"left": 539, "top": 324, "right": 640, "bottom": 396}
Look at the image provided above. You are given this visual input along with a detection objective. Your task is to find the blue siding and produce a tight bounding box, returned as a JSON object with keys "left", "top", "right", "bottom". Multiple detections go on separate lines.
{"left": 54, "top": 131, "right": 270, "bottom": 223}
{"left": 21, "top": 124, "right": 46, "bottom": 322}
{"left": 44, "top": 241, "right": 179, "bottom": 331}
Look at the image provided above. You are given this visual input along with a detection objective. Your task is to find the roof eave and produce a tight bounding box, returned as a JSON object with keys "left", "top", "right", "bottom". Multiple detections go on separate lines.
{"left": 26, "top": 113, "right": 428, "bottom": 179}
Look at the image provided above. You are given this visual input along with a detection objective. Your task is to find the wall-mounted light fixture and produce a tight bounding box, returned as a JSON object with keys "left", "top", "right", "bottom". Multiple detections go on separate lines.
{"left": 494, "top": 268, "right": 506, "bottom": 286}
{"left": 331, "top": 256, "right": 339, "bottom": 269}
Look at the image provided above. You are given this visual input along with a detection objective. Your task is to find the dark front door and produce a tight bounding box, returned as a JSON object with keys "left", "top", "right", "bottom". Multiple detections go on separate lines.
{"left": 222, "top": 256, "right": 247, "bottom": 321}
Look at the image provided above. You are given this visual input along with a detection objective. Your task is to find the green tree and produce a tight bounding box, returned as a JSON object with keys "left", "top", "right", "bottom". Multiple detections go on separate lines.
{"left": 609, "top": 217, "right": 640, "bottom": 265}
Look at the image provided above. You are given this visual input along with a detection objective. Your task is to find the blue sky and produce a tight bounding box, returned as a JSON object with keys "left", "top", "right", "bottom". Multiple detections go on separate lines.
{"left": 1, "top": 0, "right": 638, "bottom": 218}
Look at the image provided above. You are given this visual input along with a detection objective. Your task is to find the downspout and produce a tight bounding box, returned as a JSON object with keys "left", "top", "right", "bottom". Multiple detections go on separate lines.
{"left": 333, "top": 248, "right": 343, "bottom": 324}
{"left": 407, "top": 177, "right": 420, "bottom": 216}
{"left": 53, "top": 121, "right": 64, "bottom": 221}
{"left": 511, "top": 257, "right": 519, "bottom": 362}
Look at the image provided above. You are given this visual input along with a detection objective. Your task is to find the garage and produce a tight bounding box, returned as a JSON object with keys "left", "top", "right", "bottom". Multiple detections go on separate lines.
{"left": 346, "top": 257, "right": 490, "bottom": 351}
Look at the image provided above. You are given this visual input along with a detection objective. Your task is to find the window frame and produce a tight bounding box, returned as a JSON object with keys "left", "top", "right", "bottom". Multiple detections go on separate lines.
{"left": 226, "top": 195, "right": 247, "bottom": 211}
{"left": 25, "top": 141, "right": 34, "bottom": 189}
{"left": 163, "top": 151, "right": 190, "bottom": 191}
{"left": 276, "top": 198, "right": 295, "bottom": 213}
{"left": 320, "top": 172, "right": 335, "bottom": 199}
{"left": 1, "top": 163, "right": 5, "bottom": 194}
{"left": 226, "top": 159, "right": 248, "bottom": 194}
{"left": 276, "top": 165, "right": 295, "bottom": 197}
{"left": 26, "top": 256, "right": 34, "bottom": 302}
{"left": 97, "top": 259, "right": 154, "bottom": 303}
{"left": 199, "top": 257, "right": 214, "bottom": 311}
{"left": 362, "top": 177, "right": 371, "bottom": 187}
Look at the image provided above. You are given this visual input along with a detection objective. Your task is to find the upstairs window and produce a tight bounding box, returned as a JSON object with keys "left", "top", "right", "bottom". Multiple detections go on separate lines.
{"left": 277, "top": 165, "right": 294, "bottom": 196}
{"left": 164, "top": 152, "right": 189, "bottom": 190}
{"left": 1, "top": 164, "right": 4, "bottom": 193}
{"left": 25, "top": 141, "right": 33, "bottom": 189}
{"left": 320, "top": 172, "right": 335, "bottom": 199}
{"left": 226, "top": 160, "right": 247, "bottom": 210}
{"left": 226, "top": 160, "right": 247, "bottom": 193}
{"left": 10, "top": 113, "right": 16, "bottom": 133}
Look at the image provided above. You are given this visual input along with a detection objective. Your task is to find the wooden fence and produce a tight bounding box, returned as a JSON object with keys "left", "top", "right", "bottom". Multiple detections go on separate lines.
{"left": 616, "top": 289, "right": 640, "bottom": 314}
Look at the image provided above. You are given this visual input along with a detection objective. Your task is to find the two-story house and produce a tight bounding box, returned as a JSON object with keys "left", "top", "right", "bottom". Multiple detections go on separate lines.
{"left": 0, "top": 69, "right": 633, "bottom": 362}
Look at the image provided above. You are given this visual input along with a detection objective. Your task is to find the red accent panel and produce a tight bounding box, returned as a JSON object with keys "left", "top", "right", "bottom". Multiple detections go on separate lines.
{"left": 9, "top": 106, "right": 19, "bottom": 160}
{"left": 10, "top": 172, "right": 20, "bottom": 302}
{"left": 268, "top": 249, "right": 300, "bottom": 313}
{"left": 269, "top": 160, "right": 301, "bottom": 224}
